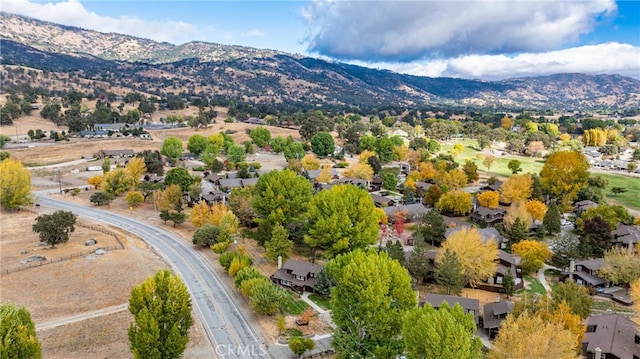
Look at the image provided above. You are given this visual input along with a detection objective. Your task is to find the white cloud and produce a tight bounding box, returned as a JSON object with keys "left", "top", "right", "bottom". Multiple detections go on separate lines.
{"left": 1, "top": 0, "right": 208, "bottom": 44}
{"left": 371, "top": 42, "right": 640, "bottom": 80}
{"left": 303, "top": 0, "right": 618, "bottom": 61}
{"left": 241, "top": 28, "right": 266, "bottom": 38}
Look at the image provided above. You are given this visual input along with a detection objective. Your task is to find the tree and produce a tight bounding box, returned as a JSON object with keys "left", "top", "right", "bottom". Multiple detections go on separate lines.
{"left": 310, "top": 132, "right": 335, "bottom": 157}
{"left": 631, "top": 279, "right": 640, "bottom": 319}
{"left": 265, "top": 223, "right": 293, "bottom": 262}
{"left": 438, "top": 227, "right": 498, "bottom": 287}
{"left": 315, "top": 164, "right": 333, "bottom": 184}
{"left": 525, "top": 199, "right": 547, "bottom": 221}
{"left": 87, "top": 175, "right": 103, "bottom": 189}
{"left": 611, "top": 186, "right": 627, "bottom": 196}
{"left": 551, "top": 282, "right": 593, "bottom": 319}
{"left": 503, "top": 269, "right": 516, "bottom": 297}
{"left": 504, "top": 201, "right": 533, "bottom": 231}
{"left": 249, "top": 126, "right": 271, "bottom": 148}
{"left": 288, "top": 336, "right": 315, "bottom": 358}
{"left": 126, "top": 191, "right": 144, "bottom": 208}
{"left": 137, "top": 150, "right": 164, "bottom": 176}
{"left": 161, "top": 137, "right": 183, "bottom": 164}
{"left": 186, "top": 134, "right": 208, "bottom": 155}
{"left": 0, "top": 158, "right": 32, "bottom": 210}
{"left": 405, "top": 239, "right": 431, "bottom": 283}
{"left": 343, "top": 162, "right": 373, "bottom": 181}
{"left": 435, "top": 249, "right": 464, "bottom": 295}
{"left": 507, "top": 159, "right": 523, "bottom": 174}
{"left": 488, "top": 312, "right": 581, "bottom": 359}
{"left": 226, "top": 145, "right": 246, "bottom": 164}
{"left": 381, "top": 167, "right": 399, "bottom": 191}
{"left": 305, "top": 184, "right": 379, "bottom": 258}
{"left": 499, "top": 174, "right": 533, "bottom": 204}
{"left": 192, "top": 225, "right": 220, "bottom": 247}
{"left": 32, "top": 210, "right": 77, "bottom": 248}
{"left": 540, "top": 151, "right": 590, "bottom": 210}
{"left": 512, "top": 240, "right": 552, "bottom": 273}
{"left": 228, "top": 186, "right": 255, "bottom": 227}
{"left": 477, "top": 191, "right": 499, "bottom": 209}
{"left": 248, "top": 279, "right": 288, "bottom": 315}
{"left": 483, "top": 154, "right": 495, "bottom": 171}
{"left": 283, "top": 141, "right": 305, "bottom": 161}
{"left": 435, "top": 190, "right": 472, "bottom": 216}
{"left": 578, "top": 216, "right": 613, "bottom": 258}
{"left": 423, "top": 184, "right": 444, "bottom": 206}
{"left": 326, "top": 250, "right": 416, "bottom": 358}
{"left": 301, "top": 154, "right": 321, "bottom": 170}
{"left": 403, "top": 302, "right": 482, "bottom": 359}
{"left": 436, "top": 169, "right": 467, "bottom": 191}
{"left": 384, "top": 240, "right": 405, "bottom": 265}
{"left": 128, "top": 269, "right": 193, "bottom": 359}
{"left": 167, "top": 211, "right": 186, "bottom": 228}
{"left": 103, "top": 168, "right": 134, "bottom": 195}
{"left": 543, "top": 201, "right": 562, "bottom": 235}
{"left": 526, "top": 141, "right": 545, "bottom": 157}
{"left": 314, "top": 267, "right": 334, "bottom": 297}
{"left": 598, "top": 247, "right": 640, "bottom": 286}
{"left": 157, "top": 184, "right": 183, "bottom": 211}
{"left": 414, "top": 209, "right": 447, "bottom": 246}
{"left": 462, "top": 159, "right": 479, "bottom": 183}
{"left": 164, "top": 167, "right": 193, "bottom": 192}
{"left": 125, "top": 157, "right": 147, "bottom": 186}
{"left": 90, "top": 191, "right": 112, "bottom": 206}
{"left": 0, "top": 303, "right": 41, "bottom": 359}
{"left": 508, "top": 217, "right": 529, "bottom": 245}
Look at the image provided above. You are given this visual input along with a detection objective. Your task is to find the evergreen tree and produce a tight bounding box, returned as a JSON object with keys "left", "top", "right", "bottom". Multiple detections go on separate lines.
{"left": 508, "top": 217, "right": 528, "bottom": 245}
{"left": 435, "top": 249, "right": 464, "bottom": 295}
{"left": 384, "top": 240, "right": 406, "bottom": 265}
{"left": 313, "top": 267, "right": 334, "bottom": 298}
{"left": 405, "top": 239, "right": 431, "bottom": 284}
{"left": 503, "top": 269, "right": 516, "bottom": 297}
{"left": 530, "top": 174, "right": 544, "bottom": 201}
{"left": 543, "top": 201, "right": 562, "bottom": 235}
{"left": 416, "top": 209, "right": 447, "bottom": 246}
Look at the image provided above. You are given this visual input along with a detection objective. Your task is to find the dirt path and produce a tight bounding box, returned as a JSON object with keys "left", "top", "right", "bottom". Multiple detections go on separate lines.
{"left": 36, "top": 303, "right": 129, "bottom": 332}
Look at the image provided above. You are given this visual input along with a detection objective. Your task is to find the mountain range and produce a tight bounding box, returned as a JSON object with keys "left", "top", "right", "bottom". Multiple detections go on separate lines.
{"left": 1, "top": 12, "right": 639, "bottom": 111}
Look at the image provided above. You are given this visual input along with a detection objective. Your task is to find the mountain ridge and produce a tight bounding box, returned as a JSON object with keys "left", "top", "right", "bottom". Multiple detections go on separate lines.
{"left": 1, "top": 12, "right": 639, "bottom": 111}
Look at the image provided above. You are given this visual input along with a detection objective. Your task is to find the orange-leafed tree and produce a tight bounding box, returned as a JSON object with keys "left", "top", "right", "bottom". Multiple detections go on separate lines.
{"left": 477, "top": 191, "right": 499, "bottom": 209}
{"left": 438, "top": 227, "right": 498, "bottom": 287}
{"left": 525, "top": 200, "right": 548, "bottom": 221}
{"left": 499, "top": 174, "right": 533, "bottom": 204}
{"left": 87, "top": 175, "right": 103, "bottom": 189}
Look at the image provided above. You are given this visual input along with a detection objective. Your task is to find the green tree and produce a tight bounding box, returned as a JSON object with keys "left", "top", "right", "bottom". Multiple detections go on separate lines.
{"left": 0, "top": 158, "right": 32, "bottom": 210}
{"left": 128, "top": 269, "right": 193, "bottom": 359}
{"left": 126, "top": 191, "right": 144, "bottom": 208}
{"left": 326, "top": 250, "right": 417, "bottom": 358}
{"left": 540, "top": 151, "right": 590, "bottom": 210}
{"left": 186, "top": 134, "right": 208, "bottom": 155}
{"left": 249, "top": 126, "right": 271, "bottom": 148}
{"left": 0, "top": 303, "right": 41, "bottom": 359}
{"left": 265, "top": 223, "right": 293, "bottom": 262}
{"left": 503, "top": 269, "right": 516, "bottom": 297}
{"left": 167, "top": 211, "right": 186, "bottom": 228}
{"left": 137, "top": 150, "right": 164, "bottom": 176}
{"left": 164, "top": 167, "right": 193, "bottom": 192}
{"left": 313, "top": 267, "right": 334, "bottom": 297}
{"left": 201, "top": 143, "right": 221, "bottom": 171}
{"left": 414, "top": 209, "right": 447, "bottom": 246}
{"left": 288, "top": 336, "right": 315, "bottom": 358}
{"left": 403, "top": 302, "right": 482, "bottom": 359}
{"left": 253, "top": 170, "right": 312, "bottom": 245}
{"left": 283, "top": 141, "right": 305, "bottom": 161}
{"left": 310, "top": 131, "right": 335, "bottom": 157}
{"left": 32, "top": 210, "right": 76, "bottom": 248}
{"left": 508, "top": 217, "right": 529, "bottom": 245}
{"left": 551, "top": 282, "right": 593, "bottom": 319}
{"left": 161, "top": 137, "right": 183, "bottom": 164}
{"left": 462, "top": 159, "right": 479, "bottom": 183}
{"left": 226, "top": 145, "right": 246, "bottom": 163}
{"left": 598, "top": 248, "right": 640, "bottom": 287}
{"left": 103, "top": 168, "right": 134, "bottom": 195}
{"left": 305, "top": 184, "right": 379, "bottom": 259}
{"left": 508, "top": 159, "right": 523, "bottom": 174}
{"left": 192, "top": 225, "right": 220, "bottom": 247}
{"left": 381, "top": 167, "right": 399, "bottom": 191}
{"left": 228, "top": 186, "right": 256, "bottom": 227}
{"left": 90, "top": 191, "right": 113, "bottom": 206}
{"left": 406, "top": 239, "right": 432, "bottom": 284}
{"left": 436, "top": 191, "right": 472, "bottom": 216}
{"left": 248, "top": 280, "right": 288, "bottom": 315}
{"left": 543, "top": 201, "right": 562, "bottom": 235}
{"left": 435, "top": 249, "right": 464, "bottom": 295}
{"left": 384, "top": 240, "right": 406, "bottom": 265}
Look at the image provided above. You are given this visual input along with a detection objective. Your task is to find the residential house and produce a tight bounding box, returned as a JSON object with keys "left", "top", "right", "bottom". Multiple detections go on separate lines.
{"left": 470, "top": 206, "right": 506, "bottom": 226}
{"left": 414, "top": 181, "right": 432, "bottom": 199}
{"left": 483, "top": 300, "right": 514, "bottom": 338}
{"left": 383, "top": 203, "right": 429, "bottom": 223}
{"left": 98, "top": 149, "right": 135, "bottom": 158}
{"left": 200, "top": 190, "right": 228, "bottom": 205}
{"left": 95, "top": 123, "right": 128, "bottom": 132}
{"left": 370, "top": 193, "right": 397, "bottom": 208}
{"left": 335, "top": 177, "right": 369, "bottom": 189}
{"left": 241, "top": 177, "right": 259, "bottom": 187}
{"left": 563, "top": 258, "right": 611, "bottom": 289}
{"left": 306, "top": 168, "right": 339, "bottom": 182}
{"left": 574, "top": 200, "right": 599, "bottom": 215}
{"left": 217, "top": 178, "right": 244, "bottom": 191}
{"left": 270, "top": 259, "right": 323, "bottom": 293}
{"left": 421, "top": 293, "right": 480, "bottom": 325}
{"left": 489, "top": 250, "right": 523, "bottom": 292}
{"left": 480, "top": 181, "right": 502, "bottom": 192}
{"left": 370, "top": 176, "right": 383, "bottom": 191}
{"left": 78, "top": 130, "right": 108, "bottom": 138}
{"left": 611, "top": 224, "right": 640, "bottom": 249}
{"left": 582, "top": 314, "right": 640, "bottom": 359}
{"left": 245, "top": 117, "right": 266, "bottom": 125}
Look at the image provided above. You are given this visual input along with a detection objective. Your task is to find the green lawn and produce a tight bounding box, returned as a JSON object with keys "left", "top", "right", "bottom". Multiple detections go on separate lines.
{"left": 308, "top": 294, "right": 332, "bottom": 310}
{"left": 281, "top": 295, "right": 309, "bottom": 315}
{"left": 599, "top": 173, "right": 640, "bottom": 210}
{"left": 517, "top": 274, "right": 547, "bottom": 295}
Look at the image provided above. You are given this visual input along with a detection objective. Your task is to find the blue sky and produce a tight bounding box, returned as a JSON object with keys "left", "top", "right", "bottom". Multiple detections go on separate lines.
{"left": 3, "top": 0, "right": 640, "bottom": 80}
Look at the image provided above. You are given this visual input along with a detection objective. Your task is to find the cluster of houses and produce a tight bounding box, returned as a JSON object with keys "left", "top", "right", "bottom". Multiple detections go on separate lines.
{"left": 584, "top": 146, "right": 640, "bottom": 173}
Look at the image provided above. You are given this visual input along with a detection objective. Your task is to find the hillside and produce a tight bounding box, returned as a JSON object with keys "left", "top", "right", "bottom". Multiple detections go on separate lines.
{"left": 2, "top": 12, "right": 640, "bottom": 111}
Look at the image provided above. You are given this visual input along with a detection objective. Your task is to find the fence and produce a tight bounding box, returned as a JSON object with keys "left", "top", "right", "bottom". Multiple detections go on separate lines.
{"left": 2, "top": 245, "right": 122, "bottom": 275}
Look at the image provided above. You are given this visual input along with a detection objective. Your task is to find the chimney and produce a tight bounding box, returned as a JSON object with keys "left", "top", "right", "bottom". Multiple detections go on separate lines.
{"left": 569, "top": 259, "right": 575, "bottom": 273}
{"left": 495, "top": 296, "right": 500, "bottom": 303}
{"left": 277, "top": 255, "right": 282, "bottom": 270}
{"left": 594, "top": 347, "right": 602, "bottom": 359}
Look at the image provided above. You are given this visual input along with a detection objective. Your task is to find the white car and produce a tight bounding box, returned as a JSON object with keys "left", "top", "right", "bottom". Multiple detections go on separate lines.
{"left": 561, "top": 219, "right": 571, "bottom": 226}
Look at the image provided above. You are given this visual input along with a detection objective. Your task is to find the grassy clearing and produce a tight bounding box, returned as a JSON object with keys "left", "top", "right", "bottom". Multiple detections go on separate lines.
{"left": 591, "top": 299, "right": 637, "bottom": 316}
{"left": 599, "top": 173, "right": 640, "bottom": 210}
{"left": 308, "top": 294, "right": 332, "bottom": 310}
{"left": 281, "top": 295, "right": 309, "bottom": 315}
{"left": 518, "top": 274, "right": 547, "bottom": 295}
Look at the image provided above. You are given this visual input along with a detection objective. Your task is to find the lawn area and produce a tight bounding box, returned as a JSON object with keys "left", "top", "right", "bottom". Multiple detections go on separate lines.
{"left": 518, "top": 274, "right": 547, "bottom": 295}
{"left": 591, "top": 299, "right": 637, "bottom": 316}
{"left": 599, "top": 173, "right": 640, "bottom": 210}
{"left": 281, "top": 295, "right": 309, "bottom": 315}
{"left": 308, "top": 294, "right": 332, "bottom": 310}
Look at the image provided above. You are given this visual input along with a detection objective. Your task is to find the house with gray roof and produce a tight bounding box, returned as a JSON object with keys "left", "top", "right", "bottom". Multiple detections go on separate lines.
{"left": 483, "top": 300, "right": 514, "bottom": 338}
{"left": 582, "top": 314, "right": 640, "bottom": 359}
{"left": 563, "top": 258, "right": 611, "bottom": 289}
{"left": 611, "top": 224, "right": 640, "bottom": 249}
{"left": 421, "top": 293, "right": 480, "bottom": 324}
{"left": 271, "top": 259, "right": 323, "bottom": 293}
{"left": 383, "top": 203, "right": 429, "bottom": 223}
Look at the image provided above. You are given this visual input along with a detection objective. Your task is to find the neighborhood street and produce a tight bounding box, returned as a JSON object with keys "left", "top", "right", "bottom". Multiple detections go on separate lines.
{"left": 37, "top": 195, "right": 268, "bottom": 358}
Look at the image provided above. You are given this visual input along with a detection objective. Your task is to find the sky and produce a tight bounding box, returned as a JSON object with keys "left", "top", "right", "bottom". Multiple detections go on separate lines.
{"left": 2, "top": 0, "right": 640, "bottom": 80}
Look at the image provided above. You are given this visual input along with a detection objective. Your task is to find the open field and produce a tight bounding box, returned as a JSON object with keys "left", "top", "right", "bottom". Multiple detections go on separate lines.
{"left": 599, "top": 173, "right": 640, "bottom": 209}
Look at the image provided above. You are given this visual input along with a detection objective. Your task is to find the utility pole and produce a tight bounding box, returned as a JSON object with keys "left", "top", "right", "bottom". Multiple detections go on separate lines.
{"left": 55, "top": 168, "right": 63, "bottom": 194}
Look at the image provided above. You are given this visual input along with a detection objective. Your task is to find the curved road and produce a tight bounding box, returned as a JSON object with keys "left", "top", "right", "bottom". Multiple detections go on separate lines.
{"left": 37, "top": 195, "right": 268, "bottom": 358}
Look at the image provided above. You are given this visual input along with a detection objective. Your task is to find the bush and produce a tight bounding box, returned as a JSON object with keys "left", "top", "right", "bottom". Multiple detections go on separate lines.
{"left": 219, "top": 250, "right": 251, "bottom": 271}
{"left": 229, "top": 255, "right": 252, "bottom": 277}
{"left": 249, "top": 280, "right": 288, "bottom": 315}
{"left": 333, "top": 162, "right": 349, "bottom": 168}
{"left": 234, "top": 266, "right": 264, "bottom": 288}
{"left": 211, "top": 241, "right": 230, "bottom": 254}
{"left": 225, "top": 129, "right": 237, "bottom": 134}
{"left": 240, "top": 277, "right": 268, "bottom": 297}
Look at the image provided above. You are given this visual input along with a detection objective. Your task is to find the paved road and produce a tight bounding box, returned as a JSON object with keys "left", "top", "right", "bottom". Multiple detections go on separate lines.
{"left": 38, "top": 196, "right": 269, "bottom": 359}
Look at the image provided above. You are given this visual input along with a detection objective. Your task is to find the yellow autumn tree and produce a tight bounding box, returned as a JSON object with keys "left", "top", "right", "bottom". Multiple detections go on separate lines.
{"left": 631, "top": 279, "right": 640, "bottom": 323}
{"left": 157, "top": 184, "right": 183, "bottom": 211}
{"left": 540, "top": 301, "right": 586, "bottom": 352}
{"left": 0, "top": 158, "right": 32, "bottom": 210}
{"left": 477, "top": 191, "right": 500, "bottom": 209}
{"left": 208, "top": 202, "right": 239, "bottom": 241}
{"left": 436, "top": 191, "right": 472, "bottom": 216}
{"left": 488, "top": 311, "right": 581, "bottom": 359}
{"left": 343, "top": 162, "right": 373, "bottom": 181}
{"left": 499, "top": 174, "right": 533, "bottom": 204}
{"left": 358, "top": 150, "right": 378, "bottom": 164}
{"left": 393, "top": 144, "right": 408, "bottom": 161}
{"left": 540, "top": 151, "right": 590, "bottom": 211}
{"left": 438, "top": 227, "right": 498, "bottom": 287}
{"left": 125, "top": 191, "right": 144, "bottom": 208}
{"left": 374, "top": 207, "right": 388, "bottom": 225}
{"left": 417, "top": 162, "right": 436, "bottom": 181}
{"left": 525, "top": 200, "right": 548, "bottom": 221}
{"left": 437, "top": 169, "right": 467, "bottom": 191}
{"left": 125, "top": 157, "right": 147, "bottom": 186}
{"left": 87, "top": 175, "right": 103, "bottom": 189}
{"left": 404, "top": 178, "right": 417, "bottom": 193}
{"left": 189, "top": 201, "right": 211, "bottom": 228}
{"left": 316, "top": 164, "right": 333, "bottom": 184}
{"left": 301, "top": 154, "right": 321, "bottom": 170}
{"left": 500, "top": 116, "right": 513, "bottom": 130}
{"left": 504, "top": 201, "right": 533, "bottom": 231}
{"left": 512, "top": 240, "right": 552, "bottom": 273}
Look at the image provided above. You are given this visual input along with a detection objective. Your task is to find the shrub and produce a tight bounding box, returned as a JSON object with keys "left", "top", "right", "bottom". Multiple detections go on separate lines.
{"left": 229, "top": 255, "right": 252, "bottom": 277}
{"left": 240, "top": 277, "right": 268, "bottom": 297}
{"left": 219, "top": 250, "right": 251, "bottom": 271}
{"left": 249, "top": 280, "right": 288, "bottom": 315}
{"left": 234, "top": 266, "right": 264, "bottom": 288}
